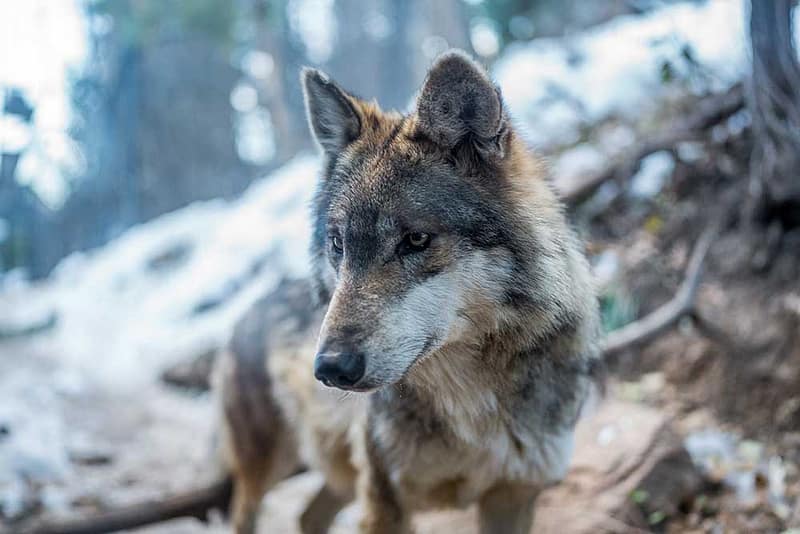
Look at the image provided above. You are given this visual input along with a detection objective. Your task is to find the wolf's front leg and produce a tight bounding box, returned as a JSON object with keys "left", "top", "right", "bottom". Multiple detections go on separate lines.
{"left": 357, "top": 463, "right": 411, "bottom": 534}
{"left": 478, "top": 483, "right": 539, "bottom": 534}
{"left": 300, "top": 482, "right": 351, "bottom": 534}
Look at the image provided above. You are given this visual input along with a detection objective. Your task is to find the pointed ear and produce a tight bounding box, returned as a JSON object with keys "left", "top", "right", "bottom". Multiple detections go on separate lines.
{"left": 301, "top": 68, "right": 362, "bottom": 155}
{"left": 414, "top": 50, "right": 508, "bottom": 158}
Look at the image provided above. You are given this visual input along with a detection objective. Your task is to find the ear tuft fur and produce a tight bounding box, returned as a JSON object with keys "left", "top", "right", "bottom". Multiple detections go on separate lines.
{"left": 415, "top": 50, "right": 505, "bottom": 155}
{"left": 301, "top": 67, "right": 361, "bottom": 155}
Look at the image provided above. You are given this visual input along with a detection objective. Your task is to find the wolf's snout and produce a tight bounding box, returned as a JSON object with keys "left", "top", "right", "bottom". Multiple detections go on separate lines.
{"left": 314, "top": 351, "right": 366, "bottom": 389}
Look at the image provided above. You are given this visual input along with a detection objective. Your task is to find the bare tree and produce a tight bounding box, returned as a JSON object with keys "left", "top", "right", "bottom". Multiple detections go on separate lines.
{"left": 746, "top": 0, "right": 800, "bottom": 228}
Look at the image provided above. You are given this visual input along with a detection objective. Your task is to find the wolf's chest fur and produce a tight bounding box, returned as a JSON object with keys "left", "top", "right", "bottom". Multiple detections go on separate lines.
{"left": 272, "top": 336, "right": 585, "bottom": 512}
{"left": 359, "top": 341, "right": 587, "bottom": 511}
{"left": 370, "top": 396, "right": 576, "bottom": 511}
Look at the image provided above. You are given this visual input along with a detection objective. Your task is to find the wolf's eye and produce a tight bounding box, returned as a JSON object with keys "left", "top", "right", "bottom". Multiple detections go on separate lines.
{"left": 398, "top": 232, "right": 431, "bottom": 256}
{"left": 330, "top": 235, "right": 343, "bottom": 254}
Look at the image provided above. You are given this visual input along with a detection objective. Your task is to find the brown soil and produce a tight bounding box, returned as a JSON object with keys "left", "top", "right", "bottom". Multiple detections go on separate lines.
{"left": 588, "top": 129, "right": 800, "bottom": 531}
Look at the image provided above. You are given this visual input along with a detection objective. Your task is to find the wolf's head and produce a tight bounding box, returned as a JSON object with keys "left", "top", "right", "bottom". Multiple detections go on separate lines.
{"left": 302, "top": 50, "right": 592, "bottom": 392}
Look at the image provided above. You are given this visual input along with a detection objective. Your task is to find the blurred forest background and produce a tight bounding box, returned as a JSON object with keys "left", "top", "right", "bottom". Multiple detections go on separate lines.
{"left": 1, "top": 0, "right": 637, "bottom": 280}
{"left": 2, "top": 0, "right": 800, "bottom": 533}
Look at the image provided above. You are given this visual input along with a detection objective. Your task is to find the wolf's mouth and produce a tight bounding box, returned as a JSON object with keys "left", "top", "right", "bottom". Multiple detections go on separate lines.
{"left": 316, "top": 375, "right": 374, "bottom": 393}
{"left": 334, "top": 383, "right": 376, "bottom": 393}
{"left": 317, "top": 373, "right": 380, "bottom": 393}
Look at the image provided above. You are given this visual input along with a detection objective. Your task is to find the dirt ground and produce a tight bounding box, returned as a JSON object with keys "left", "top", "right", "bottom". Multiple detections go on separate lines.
{"left": 589, "top": 133, "right": 800, "bottom": 532}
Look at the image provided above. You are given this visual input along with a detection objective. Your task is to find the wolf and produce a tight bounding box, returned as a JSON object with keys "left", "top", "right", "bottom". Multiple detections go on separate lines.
{"left": 216, "top": 49, "right": 602, "bottom": 534}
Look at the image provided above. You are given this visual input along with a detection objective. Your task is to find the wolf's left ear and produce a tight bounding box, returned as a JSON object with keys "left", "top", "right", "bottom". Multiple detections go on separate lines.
{"left": 302, "top": 68, "right": 362, "bottom": 155}
{"left": 414, "top": 50, "right": 508, "bottom": 159}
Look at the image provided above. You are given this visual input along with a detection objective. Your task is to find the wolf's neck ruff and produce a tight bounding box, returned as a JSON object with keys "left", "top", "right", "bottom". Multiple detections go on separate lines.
{"left": 395, "top": 302, "right": 592, "bottom": 439}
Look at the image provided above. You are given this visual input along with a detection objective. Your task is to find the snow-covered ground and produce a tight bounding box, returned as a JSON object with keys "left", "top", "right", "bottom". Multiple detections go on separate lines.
{"left": 0, "top": 156, "right": 319, "bottom": 519}
{"left": 496, "top": 0, "right": 747, "bottom": 150}
{"left": 0, "top": 0, "right": 780, "bottom": 523}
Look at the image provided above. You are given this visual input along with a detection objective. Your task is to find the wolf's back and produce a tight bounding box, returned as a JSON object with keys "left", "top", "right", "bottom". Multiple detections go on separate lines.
{"left": 214, "top": 278, "right": 325, "bottom": 533}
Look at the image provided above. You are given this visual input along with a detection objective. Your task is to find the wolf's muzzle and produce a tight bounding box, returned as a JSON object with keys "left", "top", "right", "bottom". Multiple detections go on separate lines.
{"left": 314, "top": 351, "right": 366, "bottom": 389}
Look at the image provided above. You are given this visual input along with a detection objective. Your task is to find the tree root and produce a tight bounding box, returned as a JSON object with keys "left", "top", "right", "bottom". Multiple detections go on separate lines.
{"left": 602, "top": 225, "right": 718, "bottom": 356}
{"left": 561, "top": 84, "right": 744, "bottom": 207}
{"left": 10, "top": 478, "right": 232, "bottom": 534}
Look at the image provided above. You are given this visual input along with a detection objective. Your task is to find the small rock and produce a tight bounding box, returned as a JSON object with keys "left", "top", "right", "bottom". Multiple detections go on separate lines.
{"left": 161, "top": 349, "right": 218, "bottom": 392}
{"left": 641, "top": 372, "right": 666, "bottom": 396}
{"left": 68, "top": 448, "right": 114, "bottom": 467}
{"left": 676, "top": 141, "right": 705, "bottom": 163}
{"left": 0, "top": 477, "right": 39, "bottom": 522}
{"left": 629, "top": 151, "right": 675, "bottom": 199}
{"left": 146, "top": 241, "right": 192, "bottom": 273}
{"left": 685, "top": 429, "right": 737, "bottom": 478}
{"left": 738, "top": 440, "right": 764, "bottom": 467}
{"left": 67, "top": 433, "right": 115, "bottom": 467}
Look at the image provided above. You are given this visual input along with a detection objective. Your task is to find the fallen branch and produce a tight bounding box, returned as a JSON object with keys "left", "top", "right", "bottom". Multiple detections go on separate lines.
{"left": 12, "top": 478, "right": 233, "bottom": 534}
{"left": 561, "top": 84, "right": 745, "bottom": 207}
{"left": 161, "top": 348, "right": 217, "bottom": 392}
{"left": 602, "top": 225, "right": 717, "bottom": 356}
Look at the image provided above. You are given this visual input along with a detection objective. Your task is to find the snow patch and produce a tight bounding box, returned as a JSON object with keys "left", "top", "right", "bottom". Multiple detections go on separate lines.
{"left": 494, "top": 0, "right": 747, "bottom": 150}
{"left": 5, "top": 155, "right": 319, "bottom": 389}
{"left": 629, "top": 151, "right": 675, "bottom": 199}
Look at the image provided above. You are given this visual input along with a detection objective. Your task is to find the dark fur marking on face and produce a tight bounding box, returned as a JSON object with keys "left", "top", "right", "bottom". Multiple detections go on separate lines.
{"left": 310, "top": 180, "right": 335, "bottom": 302}
{"left": 419, "top": 263, "right": 444, "bottom": 280}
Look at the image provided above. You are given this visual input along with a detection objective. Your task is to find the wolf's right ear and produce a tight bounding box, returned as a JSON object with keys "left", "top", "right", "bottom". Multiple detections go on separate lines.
{"left": 414, "top": 50, "right": 508, "bottom": 159}
{"left": 302, "top": 68, "right": 362, "bottom": 155}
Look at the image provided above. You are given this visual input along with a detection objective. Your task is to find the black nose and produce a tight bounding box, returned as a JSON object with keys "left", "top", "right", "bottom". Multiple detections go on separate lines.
{"left": 314, "top": 352, "right": 366, "bottom": 389}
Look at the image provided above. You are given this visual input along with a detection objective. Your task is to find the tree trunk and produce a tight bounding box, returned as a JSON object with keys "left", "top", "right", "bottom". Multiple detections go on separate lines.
{"left": 746, "top": 0, "right": 800, "bottom": 228}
